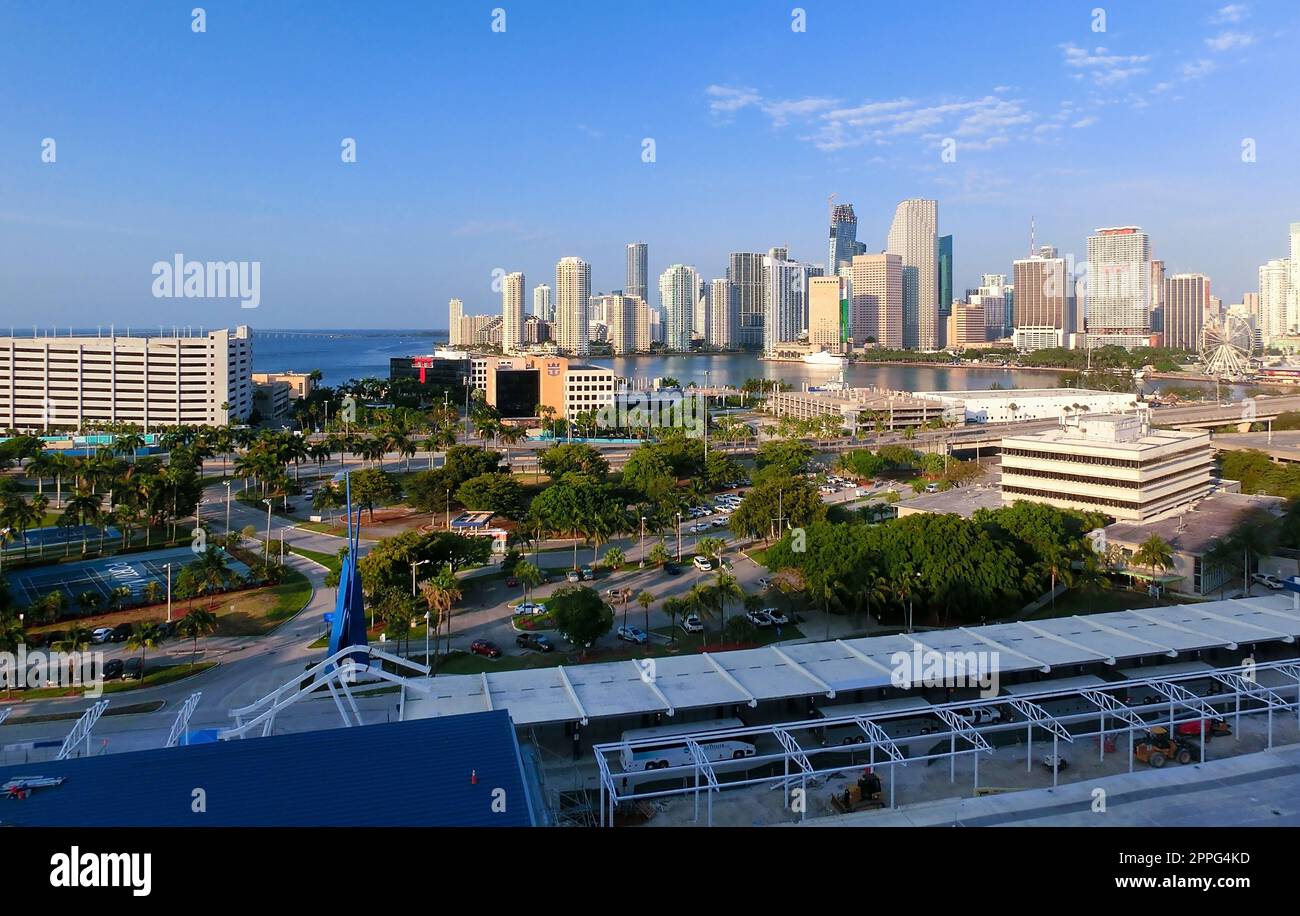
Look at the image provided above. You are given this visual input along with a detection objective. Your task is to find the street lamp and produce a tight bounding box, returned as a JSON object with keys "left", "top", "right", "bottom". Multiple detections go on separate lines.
{"left": 412, "top": 558, "right": 431, "bottom": 597}
{"left": 261, "top": 498, "right": 273, "bottom": 565}
{"left": 639, "top": 516, "right": 646, "bottom": 568}
{"left": 446, "top": 489, "right": 452, "bottom": 530}
{"left": 676, "top": 512, "right": 682, "bottom": 561}
{"left": 424, "top": 610, "right": 431, "bottom": 665}
{"left": 223, "top": 480, "right": 232, "bottom": 535}
{"left": 163, "top": 562, "right": 173, "bottom": 623}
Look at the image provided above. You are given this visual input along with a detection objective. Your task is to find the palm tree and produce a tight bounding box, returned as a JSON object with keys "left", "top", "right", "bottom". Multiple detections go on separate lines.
{"left": 713, "top": 570, "right": 744, "bottom": 639}
{"left": 514, "top": 559, "right": 542, "bottom": 602}
{"left": 77, "top": 590, "right": 102, "bottom": 618}
{"left": 420, "top": 566, "right": 462, "bottom": 673}
{"left": 176, "top": 608, "right": 218, "bottom": 668}
{"left": 1131, "top": 534, "right": 1175, "bottom": 591}
{"left": 602, "top": 545, "right": 625, "bottom": 570}
{"left": 56, "top": 624, "right": 93, "bottom": 653}
{"left": 636, "top": 590, "right": 654, "bottom": 636}
{"left": 125, "top": 622, "right": 162, "bottom": 680}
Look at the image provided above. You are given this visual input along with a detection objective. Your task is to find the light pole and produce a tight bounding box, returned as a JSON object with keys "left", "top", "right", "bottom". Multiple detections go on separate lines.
{"left": 676, "top": 512, "right": 682, "bottom": 561}
{"left": 703, "top": 369, "right": 710, "bottom": 460}
{"left": 163, "top": 562, "right": 173, "bottom": 623}
{"left": 462, "top": 374, "right": 471, "bottom": 441}
{"left": 262, "top": 498, "right": 273, "bottom": 565}
{"left": 223, "top": 480, "right": 232, "bottom": 535}
{"left": 446, "top": 489, "right": 452, "bottom": 530}
{"left": 412, "top": 558, "right": 431, "bottom": 597}
{"left": 639, "top": 516, "right": 646, "bottom": 568}
{"left": 424, "top": 610, "right": 431, "bottom": 664}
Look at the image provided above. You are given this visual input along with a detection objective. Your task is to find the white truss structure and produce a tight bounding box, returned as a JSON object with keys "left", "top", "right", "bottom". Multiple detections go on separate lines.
{"left": 56, "top": 699, "right": 109, "bottom": 761}
{"left": 165, "top": 692, "right": 203, "bottom": 748}
{"left": 0, "top": 709, "right": 11, "bottom": 727}
{"left": 223, "top": 645, "right": 430, "bottom": 740}
{"left": 592, "top": 658, "right": 1300, "bottom": 826}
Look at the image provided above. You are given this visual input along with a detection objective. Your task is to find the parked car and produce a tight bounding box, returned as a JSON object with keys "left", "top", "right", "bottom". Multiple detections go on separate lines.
{"left": 1251, "top": 572, "right": 1284, "bottom": 590}
{"left": 580, "top": 565, "right": 594, "bottom": 581}
{"left": 566, "top": 569, "right": 581, "bottom": 583}
{"left": 757, "top": 577, "right": 773, "bottom": 590}
{"left": 763, "top": 607, "right": 789, "bottom": 625}
{"left": 692, "top": 555, "right": 713, "bottom": 572}
{"left": 924, "top": 483, "right": 940, "bottom": 493}
{"left": 663, "top": 562, "right": 681, "bottom": 576}
{"left": 679, "top": 615, "right": 704, "bottom": 634}
{"left": 514, "top": 601, "right": 547, "bottom": 616}
{"left": 505, "top": 575, "right": 519, "bottom": 587}
{"left": 515, "top": 632, "right": 555, "bottom": 653}
{"left": 470, "top": 639, "right": 502, "bottom": 658}
{"left": 122, "top": 657, "right": 143, "bottom": 680}
{"left": 953, "top": 706, "right": 1003, "bottom": 726}
{"left": 102, "top": 658, "right": 124, "bottom": 680}
{"left": 745, "top": 609, "right": 773, "bottom": 628}
{"left": 109, "top": 624, "right": 132, "bottom": 643}
{"left": 91, "top": 627, "right": 114, "bottom": 644}
{"left": 616, "top": 625, "right": 648, "bottom": 645}
{"left": 155, "top": 621, "right": 176, "bottom": 639}
{"left": 711, "top": 518, "right": 728, "bottom": 528}
{"left": 689, "top": 523, "right": 709, "bottom": 534}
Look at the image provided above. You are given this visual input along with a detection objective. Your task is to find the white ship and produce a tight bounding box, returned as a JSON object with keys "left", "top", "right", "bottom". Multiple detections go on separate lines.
{"left": 802, "top": 349, "right": 845, "bottom": 367}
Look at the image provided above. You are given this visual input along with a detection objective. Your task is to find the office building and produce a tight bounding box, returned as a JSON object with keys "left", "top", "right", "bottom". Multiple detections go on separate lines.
{"left": 762, "top": 251, "right": 809, "bottom": 354}
{"left": 532, "top": 284, "right": 553, "bottom": 322}
{"left": 915, "top": 387, "right": 1139, "bottom": 424}
{"left": 938, "top": 234, "right": 954, "bottom": 337}
{"left": 556, "top": 257, "right": 591, "bottom": 356}
{"left": 708, "top": 279, "right": 737, "bottom": 350}
{"left": 251, "top": 371, "right": 314, "bottom": 400}
{"left": 1085, "top": 227, "right": 1153, "bottom": 348}
{"left": 1259, "top": 258, "right": 1292, "bottom": 343}
{"left": 886, "top": 198, "right": 939, "bottom": 350}
{"left": 807, "top": 275, "right": 847, "bottom": 353}
{"left": 626, "top": 242, "right": 648, "bottom": 303}
{"left": 603, "top": 293, "right": 648, "bottom": 355}
{"left": 1012, "top": 246, "right": 1071, "bottom": 350}
{"left": 448, "top": 298, "right": 464, "bottom": 346}
{"left": 0, "top": 327, "right": 252, "bottom": 432}
{"left": 728, "top": 252, "right": 765, "bottom": 349}
{"left": 850, "top": 253, "right": 903, "bottom": 348}
{"left": 1001, "top": 413, "right": 1213, "bottom": 522}
{"left": 1164, "top": 273, "right": 1211, "bottom": 351}
{"left": 828, "top": 203, "right": 867, "bottom": 275}
{"left": 945, "top": 300, "right": 986, "bottom": 348}
{"left": 502, "top": 271, "right": 525, "bottom": 354}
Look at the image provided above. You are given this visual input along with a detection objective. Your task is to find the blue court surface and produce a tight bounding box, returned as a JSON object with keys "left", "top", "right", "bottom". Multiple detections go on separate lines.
{"left": 8, "top": 524, "right": 120, "bottom": 549}
{"left": 4, "top": 546, "right": 251, "bottom": 607}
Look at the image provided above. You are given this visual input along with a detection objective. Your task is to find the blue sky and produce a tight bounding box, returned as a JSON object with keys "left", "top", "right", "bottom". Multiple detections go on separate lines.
{"left": 1, "top": 0, "right": 1296, "bottom": 330}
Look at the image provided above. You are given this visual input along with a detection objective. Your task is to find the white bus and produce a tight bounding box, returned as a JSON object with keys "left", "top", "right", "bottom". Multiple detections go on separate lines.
{"left": 619, "top": 718, "right": 756, "bottom": 773}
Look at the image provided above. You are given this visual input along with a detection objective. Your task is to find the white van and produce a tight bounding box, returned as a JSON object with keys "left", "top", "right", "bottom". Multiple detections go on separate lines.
{"left": 619, "top": 718, "right": 756, "bottom": 772}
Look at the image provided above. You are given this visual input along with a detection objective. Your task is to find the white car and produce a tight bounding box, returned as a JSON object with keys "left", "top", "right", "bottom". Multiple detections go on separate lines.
{"left": 91, "top": 626, "right": 114, "bottom": 644}
{"left": 1252, "top": 572, "right": 1284, "bottom": 590}
{"left": 953, "top": 707, "right": 1003, "bottom": 726}
{"left": 514, "top": 601, "right": 547, "bottom": 616}
{"left": 679, "top": 615, "right": 704, "bottom": 634}
{"left": 762, "top": 607, "right": 789, "bottom": 625}
{"left": 616, "top": 625, "right": 648, "bottom": 645}
{"left": 689, "top": 523, "right": 710, "bottom": 533}
{"left": 745, "top": 609, "right": 773, "bottom": 628}
{"left": 692, "top": 555, "right": 714, "bottom": 572}
{"left": 711, "top": 518, "right": 728, "bottom": 528}
{"left": 714, "top": 504, "right": 734, "bottom": 514}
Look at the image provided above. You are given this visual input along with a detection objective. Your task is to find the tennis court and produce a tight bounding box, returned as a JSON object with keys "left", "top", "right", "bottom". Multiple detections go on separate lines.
{"left": 4, "top": 546, "right": 251, "bottom": 608}
{"left": 8, "top": 525, "right": 121, "bottom": 549}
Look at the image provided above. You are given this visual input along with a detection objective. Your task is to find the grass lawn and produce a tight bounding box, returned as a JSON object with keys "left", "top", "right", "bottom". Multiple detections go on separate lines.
{"left": 294, "top": 520, "right": 341, "bottom": 534}
{"left": 1, "top": 700, "right": 165, "bottom": 723}
{"left": 1026, "top": 586, "right": 1195, "bottom": 620}
{"left": 288, "top": 545, "right": 342, "bottom": 574}
{"left": 2, "top": 662, "right": 216, "bottom": 701}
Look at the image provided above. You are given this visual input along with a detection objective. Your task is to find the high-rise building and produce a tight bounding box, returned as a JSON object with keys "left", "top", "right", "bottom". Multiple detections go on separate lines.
{"left": 1259, "top": 258, "right": 1292, "bottom": 343}
{"left": 693, "top": 286, "right": 709, "bottom": 344}
{"left": 828, "top": 203, "right": 866, "bottom": 275}
{"left": 973, "top": 273, "right": 1008, "bottom": 340}
{"left": 946, "top": 300, "right": 987, "bottom": 348}
{"left": 938, "top": 234, "right": 954, "bottom": 323}
{"left": 555, "top": 257, "right": 591, "bottom": 355}
{"left": 502, "top": 271, "right": 525, "bottom": 354}
{"left": 0, "top": 327, "right": 253, "bottom": 431}
{"left": 1164, "top": 274, "right": 1211, "bottom": 351}
{"left": 604, "top": 294, "right": 647, "bottom": 355}
{"left": 1149, "top": 260, "right": 1166, "bottom": 338}
{"left": 728, "top": 252, "right": 766, "bottom": 349}
{"left": 659, "top": 264, "right": 699, "bottom": 351}
{"left": 850, "top": 253, "right": 904, "bottom": 348}
{"left": 1290, "top": 223, "right": 1300, "bottom": 332}
{"left": 1012, "top": 245, "right": 1070, "bottom": 351}
{"left": 448, "top": 298, "right": 464, "bottom": 345}
{"left": 1085, "top": 226, "right": 1152, "bottom": 348}
{"left": 886, "top": 199, "right": 939, "bottom": 350}
{"left": 532, "top": 284, "right": 553, "bottom": 322}
{"left": 626, "top": 242, "right": 648, "bottom": 303}
{"left": 708, "top": 279, "right": 737, "bottom": 350}
{"left": 762, "top": 251, "right": 809, "bottom": 354}
{"left": 808, "top": 275, "right": 847, "bottom": 353}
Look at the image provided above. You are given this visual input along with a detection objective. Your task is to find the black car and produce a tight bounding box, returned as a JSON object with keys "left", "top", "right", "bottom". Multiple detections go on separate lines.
{"left": 155, "top": 621, "right": 177, "bottom": 639}
{"left": 663, "top": 562, "right": 681, "bottom": 576}
{"left": 516, "top": 632, "right": 555, "bottom": 653}
{"left": 122, "top": 657, "right": 143, "bottom": 680}
{"left": 110, "top": 624, "right": 132, "bottom": 643}
{"left": 102, "top": 658, "right": 124, "bottom": 680}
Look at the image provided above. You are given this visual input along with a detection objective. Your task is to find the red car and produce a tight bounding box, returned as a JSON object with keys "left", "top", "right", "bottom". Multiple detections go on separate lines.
{"left": 470, "top": 639, "right": 502, "bottom": 658}
{"left": 506, "top": 576, "right": 519, "bottom": 587}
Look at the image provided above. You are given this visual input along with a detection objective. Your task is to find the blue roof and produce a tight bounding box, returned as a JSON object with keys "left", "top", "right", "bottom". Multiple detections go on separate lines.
{"left": 0, "top": 710, "right": 536, "bottom": 827}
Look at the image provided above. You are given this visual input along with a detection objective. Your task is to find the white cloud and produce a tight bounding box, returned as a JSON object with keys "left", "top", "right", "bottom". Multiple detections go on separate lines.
{"left": 1072, "top": 116, "right": 1099, "bottom": 128}
{"left": 1209, "top": 3, "right": 1249, "bottom": 24}
{"left": 1205, "top": 30, "right": 1255, "bottom": 50}
{"left": 1182, "top": 59, "right": 1218, "bottom": 79}
{"left": 1060, "top": 43, "right": 1152, "bottom": 86}
{"left": 705, "top": 85, "right": 761, "bottom": 118}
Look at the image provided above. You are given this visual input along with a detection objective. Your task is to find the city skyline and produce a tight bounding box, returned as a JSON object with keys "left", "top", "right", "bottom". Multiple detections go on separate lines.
{"left": 1, "top": 2, "right": 1297, "bottom": 330}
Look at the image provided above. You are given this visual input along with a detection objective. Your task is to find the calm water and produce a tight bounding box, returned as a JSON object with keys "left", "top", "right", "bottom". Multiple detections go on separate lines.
{"left": 252, "top": 329, "right": 1235, "bottom": 397}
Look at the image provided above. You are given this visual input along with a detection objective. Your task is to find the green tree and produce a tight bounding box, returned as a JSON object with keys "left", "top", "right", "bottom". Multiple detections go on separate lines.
{"left": 455, "top": 472, "right": 525, "bottom": 519}
{"left": 175, "top": 608, "right": 218, "bottom": 668}
{"left": 548, "top": 585, "right": 613, "bottom": 656}
{"left": 538, "top": 442, "right": 609, "bottom": 480}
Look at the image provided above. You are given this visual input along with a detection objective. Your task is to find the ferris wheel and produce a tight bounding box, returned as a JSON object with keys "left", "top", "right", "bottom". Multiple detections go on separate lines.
{"left": 1200, "top": 314, "right": 1255, "bottom": 379}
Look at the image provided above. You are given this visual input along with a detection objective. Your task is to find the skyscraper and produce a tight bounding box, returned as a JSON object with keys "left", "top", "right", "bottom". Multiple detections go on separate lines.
{"left": 1085, "top": 227, "right": 1152, "bottom": 348}
{"left": 555, "top": 257, "right": 591, "bottom": 355}
{"left": 659, "top": 264, "right": 699, "bottom": 352}
{"left": 532, "top": 284, "right": 553, "bottom": 322}
{"left": 828, "top": 203, "right": 866, "bottom": 275}
{"left": 973, "top": 274, "right": 1008, "bottom": 340}
{"left": 502, "top": 271, "right": 525, "bottom": 354}
{"left": 1012, "top": 245, "right": 1070, "bottom": 351}
{"left": 1164, "top": 274, "right": 1210, "bottom": 351}
{"left": 1259, "top": 258, "right": 1292, "bottom": 343}
{"left": 1290, "top": 222, "right": 1300, "bottom": 332}
{"left": 604, "top": 294, "right": 646, "bottom": 355}
{"left": 808, "top": 275, "right": 846, "bottom": 353}
{"left": 761, "top": 251, "right": 809, "bottom": 354}
{"left": 448, "top": 298, "right": 464, "bottom": 346}
{"left": 708, "top": 278, "right": 737, "bottom": 350}
{"left": 850, "top": 253, "right": 903, "bottom": 348}
{"left": 938, "top": 234, "right": 954, "bottom": 319}
{"left": 626, "top": 242, "right": 648, "bottom": 303}
{"left": 1149, "top": 260, "right": 1166, "bottom": 336}
{"left": 728, "top": 252, "right": 765, "bottom": 349}
{"left": 887, "top": 199, "right": 939, "bottom": 350}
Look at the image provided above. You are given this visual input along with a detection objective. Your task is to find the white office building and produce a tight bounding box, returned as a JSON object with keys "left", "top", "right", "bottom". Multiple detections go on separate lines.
{"left": 762, "top": 251, "right": 809, "bottom": 354}
{"left": 659, "top": 264, "right": 700, "bottom": 352}
{"left": 886, "top": 198, "right": 939, "bottom": 350}
{"left": 914, "top": 387, "right": 1140, "bottom": 424}
{"left": 532, "top": 284, "right": 553, "bottom": 322}
{"left": 556, "top": 257, "right": 591, "bottom": 356}
{"left": 502, "top": 271, "right": 525, "bottom": 354}
{"left": 0, "top": 326, "right": 253, "bottom": 432}
{"left": 1085, "top": 227, "right": 1153, "bottom": 349}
